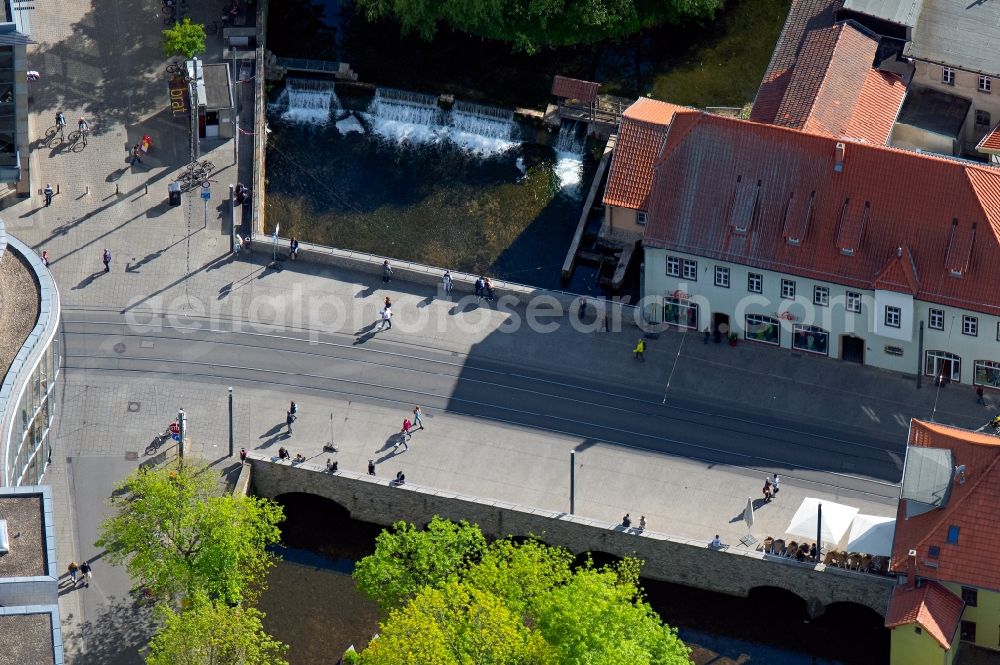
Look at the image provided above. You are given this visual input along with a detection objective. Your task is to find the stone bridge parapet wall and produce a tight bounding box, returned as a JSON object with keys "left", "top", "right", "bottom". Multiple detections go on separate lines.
{"left": 249, "top": 455, "right": 894, "bottom": 617}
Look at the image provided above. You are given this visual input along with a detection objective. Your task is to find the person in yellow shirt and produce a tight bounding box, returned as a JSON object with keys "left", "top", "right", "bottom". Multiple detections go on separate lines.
{"left": 633, "top": 338, "right": 645, "bottom": 362}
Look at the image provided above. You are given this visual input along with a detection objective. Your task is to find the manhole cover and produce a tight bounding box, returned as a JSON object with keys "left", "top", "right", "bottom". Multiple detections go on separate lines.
{"left": 113, "top": 342, "right": 126, "bottom": 353}
{"left": 127, "top": 401, "right": 141, "bottom": 413}
{"left": 125, "top": 451, "right": 138, "bottom": 461}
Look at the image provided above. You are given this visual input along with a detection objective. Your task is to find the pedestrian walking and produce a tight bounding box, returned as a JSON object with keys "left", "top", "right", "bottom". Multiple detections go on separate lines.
{"left": 384, "top": 296, "right": 392, "bottom": 311}
{"left": 633, "top": 338, "right": 645, "bottom": 362}
{"left": 286, "top": 409, "right": 294, "bottom": 434}
{"left": 80, "top": 561, "right": 92, "bottom": 587}
{"left": 378, "top": 307, "right": 392, "bottom": 330}
{"left": 621, "top": 513, "right": 631, "bottom": 528}
{"left": 43, "top": 183, "right": 53, "bottom": 206}
{"left": 68, "top": 561, "right": 79, "bottom": 585}
{"left": 289, "top": 401, "right": 298, "bottom": 418}
{"left": 771, "top": 473, "right": 780, "bottom": 497}
{"left": 41, "top": 250, "right": 49, "bottom": 267}
{"left": 639, "top": 515, "right": 646, "bottom": 531}
{"left": 239, "top": 447, "right": 247, "bottom": 463}
{"left": 474, "top": 276, "right": 485, "bottom": 301}
{"left": 484, "top": 277, "right": 495, "bottom": 302}
{"left": 976, "top": 385, "right": 985, "bottom": 405}
{"left": 289, "top": 237, "right": 299, "bottom": 260}
{"left": 382, "top": 260, "right": 393, "bottom": 284}
{"left": 762, "top": 478, "right": 773, "bottom": 502}
{"left": 442, "top": 270, "right": 453, "bottom": 295}
{"left": 393, "top": 420, "right": 410, "bottom": 452}
{"left": 102, "top": 248, "right": 111, "bottom": 273}
{"left": 412, "top": 405, "right": 424, "bottom": 430}
{"left": 131, "top": 143, "right": 142, "bottom": 165}
{"left": 368, "top": 459, "right": 376, "bottom": 476}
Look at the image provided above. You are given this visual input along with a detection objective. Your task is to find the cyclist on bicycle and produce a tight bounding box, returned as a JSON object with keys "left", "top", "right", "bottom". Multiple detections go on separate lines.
{"left": 78, "top": 117, "right": 89, "bottom": 133}
{"left": 55, "top": 111, "right": 66, "bottom": 129}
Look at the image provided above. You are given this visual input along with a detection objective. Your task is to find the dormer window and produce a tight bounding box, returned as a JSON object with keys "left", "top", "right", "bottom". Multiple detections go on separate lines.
{"left": 946, "top": 525, "right": 960, "bottom": 544}
{"left": 928, "top": 545, "right": 940, "bottom": 559}
{"left": 637, "top": 211, "right": 648, "bottom": 225}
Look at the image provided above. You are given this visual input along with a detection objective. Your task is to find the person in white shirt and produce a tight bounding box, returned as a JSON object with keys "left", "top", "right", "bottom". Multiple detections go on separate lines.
{"left": 772, "top": 473, "right": 780, "bottom": 496}
{"left": 442, "top": 270, "right": 453, "bottom": 295}
{"left": 710, "top": 535, "right": 723, "bottom": 548}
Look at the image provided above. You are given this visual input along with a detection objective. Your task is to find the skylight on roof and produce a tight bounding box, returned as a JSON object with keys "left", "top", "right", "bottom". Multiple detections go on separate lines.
{"left": 946, "top": 525, "right": 960, "bottom": 545}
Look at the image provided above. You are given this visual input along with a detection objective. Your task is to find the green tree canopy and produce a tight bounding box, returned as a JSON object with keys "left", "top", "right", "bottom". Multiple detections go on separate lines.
{"left": 146, "top": 597, "right": 289, "bottom": 665}
{"left": 353, "top": 516, "right": 486, "bottom": 611}
{"left": 95, "top": 461, "right": 284, "bottom": 605}
{"left": 354, "top": 0, "right": 726, "bottom": 53}
{"left": 353, "top": 518, "right": 690, "bottom": 664}
{"left": 360, "top": 581, "right": 557, "bottom": 665}
{"left": 162, "top": 18, "right": 206, "bottom": 59}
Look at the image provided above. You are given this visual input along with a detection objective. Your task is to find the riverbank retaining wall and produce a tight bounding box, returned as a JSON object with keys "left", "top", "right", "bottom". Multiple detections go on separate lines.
{"left": 249, "top": 455, "right": 895, "bottom": 618}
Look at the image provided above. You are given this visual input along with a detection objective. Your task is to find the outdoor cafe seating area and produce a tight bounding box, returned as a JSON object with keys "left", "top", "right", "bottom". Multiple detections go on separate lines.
{"left": 758, "top": 537, "right": 892, "bottom": 575}
{"left": 753, "top": 498, "right": 896, "bottom": 577}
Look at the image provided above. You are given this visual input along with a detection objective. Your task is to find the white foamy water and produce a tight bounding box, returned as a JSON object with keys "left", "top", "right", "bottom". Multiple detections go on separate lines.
{"left": 280, "top": 79, "right": 339, "bottom": 124}
{"left": 363, "top": 114, "right": 516, "bottom": 156}
{"left": 335, "top": 114, "right": 364, "bottom": 135}
{"left": 554, "top": 151, "right": 583, "bottom": 196}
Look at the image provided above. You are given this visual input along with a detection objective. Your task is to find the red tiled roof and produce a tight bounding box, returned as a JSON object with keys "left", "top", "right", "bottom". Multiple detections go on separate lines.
{"left": 890, "top": 420, "right": 1000, "bottom": 591}
{"left": 750, "top": 0, "right": 843, "bottom": 125}
{"left": 872, "top": 245, "right": 919, "bottom": 295}
{"left": 643, "top": 112, "right": 1000, "bottom": 316}
{"left": 977, "top": 122, "right": 1000, "bottom": 154}
{"left": 551, "top": 76, "right": 599, "bottom": 104}
{"left": 603, "top": 99, "right": 685, "bottom": 210}
{"left": 775, "top": 23, "right": 875, "bottom": 131}
{"left": 885, "top": 582, "right": 964, "bottom": 650}
{"left": 845, "top": 69, "right": 907, "bottom": 144}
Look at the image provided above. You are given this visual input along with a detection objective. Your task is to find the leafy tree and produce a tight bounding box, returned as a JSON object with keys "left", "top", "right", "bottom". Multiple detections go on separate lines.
{"left": 354, "top": 0, "right": 726, "bottom": 53}
{"left": 162, "top": 18, "right": 206, "bottom": 59}
{"left": 532, "top": 561, "right": 690, "bottom": 665}
{"left": 146, "top": 597, "right": 289, "bottom": 665}
{"left": 359, "top": 581, "right": 557, "bottom": 665}
{"left": 95, "top": 461, "right": 284, "bottom": 606}
{"left": 354, "top": 518, "right": 690, "bottom": 664}
{"left": 353, "top": 516, "right": 486, "bottom": 611}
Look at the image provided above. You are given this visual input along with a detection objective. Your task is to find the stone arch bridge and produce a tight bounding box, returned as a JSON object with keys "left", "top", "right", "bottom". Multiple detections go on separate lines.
{"left": 248, "top": 455, "right": 894, "bottom": 618}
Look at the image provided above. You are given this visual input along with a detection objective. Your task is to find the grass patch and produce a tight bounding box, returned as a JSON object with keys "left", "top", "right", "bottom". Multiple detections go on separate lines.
{"left": 650, "top": 0, "right": 790, "bottom": 108}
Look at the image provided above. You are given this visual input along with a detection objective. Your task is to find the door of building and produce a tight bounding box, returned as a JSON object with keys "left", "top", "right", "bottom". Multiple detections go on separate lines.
{"left": 712, "top": 313, "right": 730, "bottom": 342}
{"left": 841, "top": 335, "right": 864, "bottom": 364}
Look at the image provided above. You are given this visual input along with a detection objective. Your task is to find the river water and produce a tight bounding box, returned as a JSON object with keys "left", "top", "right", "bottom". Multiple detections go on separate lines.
{"left": 257, "top": 494, "right": 889, "bottom": 665}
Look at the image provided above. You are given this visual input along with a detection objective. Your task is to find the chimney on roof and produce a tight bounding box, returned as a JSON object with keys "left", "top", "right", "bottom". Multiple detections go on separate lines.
{"left": 834, "top": 142, "right": 845, "bottom": 173}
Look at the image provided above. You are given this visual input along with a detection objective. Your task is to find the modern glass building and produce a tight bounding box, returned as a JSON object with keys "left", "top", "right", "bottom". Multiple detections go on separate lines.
{"left": 0, "top": 220, "right": 61, "bottom": 487}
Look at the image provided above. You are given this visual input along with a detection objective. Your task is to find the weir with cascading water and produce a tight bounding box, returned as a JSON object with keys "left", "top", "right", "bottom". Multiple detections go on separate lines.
{"left": 266, "top": 77, "right": 611, "bottom": 294}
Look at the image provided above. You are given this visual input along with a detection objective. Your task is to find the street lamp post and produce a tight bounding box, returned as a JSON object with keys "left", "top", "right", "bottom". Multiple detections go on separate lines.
{"left": 570, "top": 450, "right": 576, "bottom": 515}
{"left": 228, "top": 387, "right": 234, "bottom": 458}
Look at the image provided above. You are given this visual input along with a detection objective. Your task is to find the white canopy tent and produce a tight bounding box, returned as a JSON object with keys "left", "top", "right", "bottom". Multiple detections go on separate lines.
{"left": 846, "top": 514, "right": 896, "bottom": 556}
{"left": 785, "top": 497, "right": 859, "bottom": 548}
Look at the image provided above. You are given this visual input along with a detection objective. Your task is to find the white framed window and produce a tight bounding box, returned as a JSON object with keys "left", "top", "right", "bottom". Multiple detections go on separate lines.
{"left": 663, "top": 296, "right": 699, "bottom": 330}
{"left": 926, "top": 350, "right": 961, "bottom": 382}
{"left": 846, "top": 291, "right": 862, "bottom": 313}
{"left": 942, "top": 67, "right": 955, "bottom": 85}
{"left": 974, "top": 360, "right": 1000, "bottom": 388}
{"left": 963, "top": 315, "right": 978, "bottom": 336}
{"left": 746, "top": 314, "right": 780, "bottom": 345}
{"left": 976, "top": 110, "right": 992, "bottom": 129}
{"left": 793, "top": 324, "right": 829, "bottom": 355}
{"left": 637, "top": 211, "right": 648, "bottom": 225}
{"left": 813, "top": 286, "right": 829, "bottom": 307}
{"left": 781, "top": 279, "right": 796, "bottom": 299}
{"left": 682, "top": 259, "right": 698, "bottom": 281}
{"left": 666, "top": 256, "right": 680, "bottom": 277}
{"left": 979, "top": 75, "right": 991, "bottom": 93}
{"left": 885, "top": 306, "right": 901, "bottom": 328}
{"left": 747, "top": 273, "right": 762, "bottom": 293}
{"left": 929, "top": 308, "right": 944, "bottom": 330}
{"left": 714, "top": 266, "right": 730, "bottom": 288}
